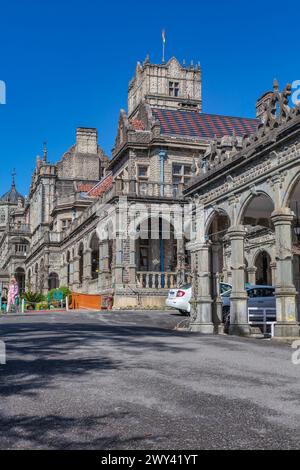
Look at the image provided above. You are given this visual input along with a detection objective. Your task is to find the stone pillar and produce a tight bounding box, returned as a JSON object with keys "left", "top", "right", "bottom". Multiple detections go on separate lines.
{"left": 99, "top": 242, "right": 110, "bottom": 290}
{"left": 228, "top": 226, "right": 251, "bottom": 336}
{"left": 43, "top": 251, "right": 50, "bottom": 294}
{"left": 83, "top": 248, "right": 92, "bottom": 283}
{"left": 61, "top": 262, "right": 68, "bottom": 286}
{"left": 270, "top": 262, "right": 277, "bottom": 286}
{"left": 189, "top": 242, "right": 214, "bottom": 334}
{"left": 73, "top": 255, "right": 81, "bottom": 291}
{"left": 247, "top": 267, "right": 257, "bottom": 286}
{"left": 128, "top": 238, "right": 137, "bottom": 287}
{"left": 272, "top": 209, "right": 299, "bottom": 338}
{"left": 176, "top": 238, "right": 185, "bottom": 285}
{"left": 114, "top": 238, "right": 123, "bottom": 288}
{"left": 213, "top": 272, "right": 224, "bottom": 334}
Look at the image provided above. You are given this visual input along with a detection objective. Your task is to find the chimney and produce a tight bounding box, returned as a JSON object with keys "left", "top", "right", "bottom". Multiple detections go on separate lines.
{"left": 76, "top": 128, "right": 98, "bottom": 154}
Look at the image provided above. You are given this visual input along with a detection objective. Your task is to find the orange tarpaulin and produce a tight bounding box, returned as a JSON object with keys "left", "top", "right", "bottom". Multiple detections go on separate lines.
{"left": 71, "top": 293, "right": 102, "bottom": 310}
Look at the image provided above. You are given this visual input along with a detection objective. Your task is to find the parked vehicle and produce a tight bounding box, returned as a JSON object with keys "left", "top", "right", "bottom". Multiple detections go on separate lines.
{"left": 166, "top": 282, "right": 232, "bottom": 315}
{"left": 222, "top": 285, "right": 276, "bottom": 332}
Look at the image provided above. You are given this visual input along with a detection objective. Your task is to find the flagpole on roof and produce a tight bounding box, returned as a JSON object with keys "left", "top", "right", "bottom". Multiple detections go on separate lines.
{"left": 162, "top": 29, "right": 166, "bottom": 63}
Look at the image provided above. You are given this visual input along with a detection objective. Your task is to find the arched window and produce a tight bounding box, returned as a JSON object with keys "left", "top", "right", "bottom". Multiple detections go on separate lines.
{"left": 27, "top": 269, "right": 31, "bottom": 288}
{"left": 90, "top": 234, "right": 100, "bottom": 280}
{"left": 66, "top": 251, "right": 71, "bottom": 285}
{"left": 255, "top": 251, "right": 272, "bottom": 285}
{"left": 48, "top": 273, "right": 60, "bottom": 290}
{"left": 15, "top": 267, "right": 25, "bottom": 295}
{"left": 78, "top": 243, "right": 84, "bottom": 284}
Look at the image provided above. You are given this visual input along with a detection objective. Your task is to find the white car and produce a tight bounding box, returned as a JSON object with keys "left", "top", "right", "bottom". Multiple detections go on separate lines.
{"left": 166, "top": 283, "right": 232, "bottom": 315}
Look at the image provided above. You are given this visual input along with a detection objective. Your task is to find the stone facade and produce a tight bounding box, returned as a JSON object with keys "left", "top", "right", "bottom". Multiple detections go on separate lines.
{"left": 185, "top": 80, "right": 300, "bottom": 338}
{"left": 1, "top": 58, "right": 299, "bottom": 338}
{"left": 128, "top": 56, "right": 202, "bottom": 117}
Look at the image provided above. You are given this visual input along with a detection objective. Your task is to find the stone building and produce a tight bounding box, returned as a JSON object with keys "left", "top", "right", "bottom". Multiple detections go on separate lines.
{"left": 0, "top": 175, "right": 28, "bottom": 296}
{"left": 184, "top": 80, "right": 300, "bottom": 338}
{"left": 20, "top": 129, "right": 109, "bottom": 293}
{"left": 14, "top": 56, "right": 255, "bottom": 309}
{"left": 3, "top": 56, "right": 298, "bottom": 338}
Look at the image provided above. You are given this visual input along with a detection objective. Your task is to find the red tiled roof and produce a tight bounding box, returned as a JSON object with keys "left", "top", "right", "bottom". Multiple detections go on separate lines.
{"left": 76, "top": 183, "right": 95, "bottom": 193}
{"left": 130, "top": 118, "right": 146, "bottom": 131}
{"left": 152, "top": 108, "right": 259, "bottom": 139}
{"left": 88, "top": 173, "right": 113, "bottom": 198}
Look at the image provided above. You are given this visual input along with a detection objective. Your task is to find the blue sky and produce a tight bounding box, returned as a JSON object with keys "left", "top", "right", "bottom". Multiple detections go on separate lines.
{"left": 0, "top": 0, "right": 299, "bottom": 195}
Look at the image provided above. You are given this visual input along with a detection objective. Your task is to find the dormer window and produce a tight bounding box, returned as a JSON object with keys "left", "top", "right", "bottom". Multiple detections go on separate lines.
{"left": 169, "top": 81, "right": 179, "bottom": 97}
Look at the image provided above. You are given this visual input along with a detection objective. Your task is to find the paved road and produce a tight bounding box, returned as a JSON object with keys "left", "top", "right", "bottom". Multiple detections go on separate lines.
{"left": 0, "top": 310, "right": 299, "bottom": 450}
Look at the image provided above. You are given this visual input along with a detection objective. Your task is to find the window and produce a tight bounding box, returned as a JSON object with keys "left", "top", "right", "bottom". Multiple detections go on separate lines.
{"left": 90, "top": 234, "right": 100, "bottom": 280}
{"left": 137, "top": 165, "right": 149, "bottom": 180}
{"left": 248, "top": 288, "right": 274, "bottom": 298}
{"left": 262, "top": 288, "right": 275, "bottom": 297}
{"left": 139, "top": 241, "right": 149, "bottom": 270}
{"left": 221, "top": 283, "right": 232, "bottom": 296}
{"left": 61, "top": 219, "right": 71, "bottom": 231}
{"left": 172, "top": 163, "right": 193, "bottom": 186}
{"left": 169, "top": 81, "right": 179, "bottom": 97}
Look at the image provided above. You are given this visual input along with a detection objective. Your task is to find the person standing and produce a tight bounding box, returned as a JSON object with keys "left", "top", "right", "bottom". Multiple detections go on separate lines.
{"left": 6, "top": 278, "right": 19, "bottom": 313}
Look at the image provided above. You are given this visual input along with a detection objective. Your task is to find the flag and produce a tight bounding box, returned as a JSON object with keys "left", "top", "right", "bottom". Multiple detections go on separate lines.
{"left": 162, "top": 29, "right": 166, "bottom": 44}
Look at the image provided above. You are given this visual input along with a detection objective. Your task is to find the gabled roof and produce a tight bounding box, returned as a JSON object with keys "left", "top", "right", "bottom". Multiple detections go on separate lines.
{"left": 87, "top": 173, "right": 113, "bottom": 198}
{"left": 152, "top": 108, "right": 258, "bottom": 139}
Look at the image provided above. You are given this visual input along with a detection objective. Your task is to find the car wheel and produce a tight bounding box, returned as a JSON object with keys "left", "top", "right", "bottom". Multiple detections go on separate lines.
{"left": 179, "top": 309, "right": 190, "bottom": 316}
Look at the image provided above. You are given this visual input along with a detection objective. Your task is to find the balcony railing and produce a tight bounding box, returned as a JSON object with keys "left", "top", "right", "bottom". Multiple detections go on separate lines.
{"left": 137, "top": 271, "right": 178, "bottom": 289}
{"left": 137, "top": 271, "right": 192, "bottom": 289}
{"left": 115, "top": 179, "right": 184, "bottom": 199}
{"left": 9, "top": 224, "right": 31, "bottom": 234}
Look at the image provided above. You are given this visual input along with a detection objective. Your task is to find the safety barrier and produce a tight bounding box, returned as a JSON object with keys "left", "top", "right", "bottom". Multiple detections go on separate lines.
{"left": 248, "top": 307, "right": 277, "bottom": 337}
{"left": 71, "top": 293, "right": 114, "bottom": 311}
{"left": 71, "top": 293, "right": 102, "bottom": 310}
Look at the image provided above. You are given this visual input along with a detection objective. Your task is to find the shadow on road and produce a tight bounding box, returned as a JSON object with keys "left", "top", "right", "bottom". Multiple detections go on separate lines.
{"left": 0, "top": 322, "right": 191, "bottom": 398}
{"left": 0, "top": 411, "right": 166, "bottom": 450}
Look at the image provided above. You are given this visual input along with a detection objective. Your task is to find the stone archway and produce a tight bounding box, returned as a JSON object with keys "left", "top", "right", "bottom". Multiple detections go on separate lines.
{"left": 15, "top": 267, "right": 25, "bottom": 295}
{"left": 48, "top": 272, "right": 60, "bottom": 290}
{"left": 254, "top": 251, "right": 272, "bottom": 285}
{"left": 90, "top": 233, "right": 100, "bottom": 280}
{"left": 135, "top": 216, "right": 179, "bottom": 289}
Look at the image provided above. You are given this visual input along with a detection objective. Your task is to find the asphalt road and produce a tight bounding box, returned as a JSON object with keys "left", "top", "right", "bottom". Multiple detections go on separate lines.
{"left": 0, "top": 310, "right": 299, "bottom": 450}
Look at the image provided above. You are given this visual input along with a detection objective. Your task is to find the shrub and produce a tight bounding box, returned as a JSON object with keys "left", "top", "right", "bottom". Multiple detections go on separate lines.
{"left": 48, "top": 286, "right": 71, "bottom": 301}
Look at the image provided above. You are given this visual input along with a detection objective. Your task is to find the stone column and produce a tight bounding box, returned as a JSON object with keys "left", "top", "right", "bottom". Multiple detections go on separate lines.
{"left": 189, "top": 242, "right": 214, "bottom": 334}
{"left": 43, "top": 251, "right": 50, "bottom": 294}
{"left": 114, "top": 238, "right": 123, "bottom": 288}
{"left": 128, "top": 238, "right": 137, "bottom": 287}
{"left": 247, "top": 267, "right": 257, "bottom": 286}
{"left": 228, "top": 226, "right": 251, "bottom": 336}
{"left": 83, "top": 248, "right": 92, "bottom": 283}
{"left": 271, "top": 209, "right": 299, "bottom": 338}
{"left": 61, "top": 262, "right": 68, "bottom": 287}
{"left": 176, "top": 238, "right": 185, "bottom": 285}
{"left": 73, "top": 255, "right": 81, "bottom": 291}
{"left": 270, "top": 262, "right": 277, "bottom": 286}
{"left": 99, "top": 242, "right": 110, "bottom": 290}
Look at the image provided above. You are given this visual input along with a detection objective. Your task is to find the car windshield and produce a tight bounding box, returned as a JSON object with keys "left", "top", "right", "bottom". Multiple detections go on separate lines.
{"left": 178, "top": 284, "right": 192, "bottom": 290}
{"left": 220, "top": 283, "right": 232, "bottom": 295}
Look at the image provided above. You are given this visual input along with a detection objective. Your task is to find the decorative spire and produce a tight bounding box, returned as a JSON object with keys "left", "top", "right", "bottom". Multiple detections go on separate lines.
{"left": 11, "top": 168, "right": 16, "bottom": 187}
{"left": 43, "top": 141, "right": 47, "bottom": 162}
{"left": 273, "top": 78, "right": 279, "bottom": 92}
